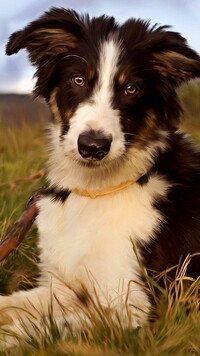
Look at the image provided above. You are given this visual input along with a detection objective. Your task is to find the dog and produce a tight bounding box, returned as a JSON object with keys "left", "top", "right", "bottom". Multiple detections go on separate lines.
{"left": 1, "top": 7, "right": 200, "bottom": 341}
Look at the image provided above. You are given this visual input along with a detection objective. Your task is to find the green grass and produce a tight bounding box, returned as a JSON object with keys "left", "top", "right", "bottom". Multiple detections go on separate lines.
{"left": 179, "top": 81, "right": 200, "bottom": 142}
{"left": 0, "top": 122, "right": 46, "bottom": 293}
{"left": 0, "top": 82, "right": 200, "bottom": 355}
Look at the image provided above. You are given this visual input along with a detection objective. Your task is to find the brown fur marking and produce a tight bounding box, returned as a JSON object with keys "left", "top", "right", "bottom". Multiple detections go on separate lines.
{"left": 49, "top": 89, "right": 62, "bottom": 123}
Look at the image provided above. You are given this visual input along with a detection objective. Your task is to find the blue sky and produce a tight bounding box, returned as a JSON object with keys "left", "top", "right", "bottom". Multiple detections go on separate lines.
{"left": 0, "top": 0, "right": 200, "bottom": 93}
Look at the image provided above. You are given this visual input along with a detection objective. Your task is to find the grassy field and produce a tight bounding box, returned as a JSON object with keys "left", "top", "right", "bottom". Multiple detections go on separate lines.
{"left": 0, "top": 82, "right": 200, "bottom": 355}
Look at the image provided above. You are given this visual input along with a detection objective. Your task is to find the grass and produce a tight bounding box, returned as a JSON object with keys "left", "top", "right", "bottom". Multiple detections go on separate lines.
{"left": 0, "top": 122, "right": 46, "bottom": 293}
{"left": 0, "top": 82, "right": 200, "bottom": 355}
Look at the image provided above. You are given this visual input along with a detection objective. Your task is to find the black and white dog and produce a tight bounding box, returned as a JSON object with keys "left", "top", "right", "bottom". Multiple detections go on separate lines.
{"left": 1, "top": 8, "right": 200, "bottom": 335}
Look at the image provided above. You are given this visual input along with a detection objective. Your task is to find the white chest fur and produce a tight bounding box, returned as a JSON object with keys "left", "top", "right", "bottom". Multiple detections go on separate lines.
{"left": 36, "top": 175, "right": 168, "bottom": 298}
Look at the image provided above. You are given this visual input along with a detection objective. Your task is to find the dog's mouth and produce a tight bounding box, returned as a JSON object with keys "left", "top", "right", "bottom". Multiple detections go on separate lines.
{"left": 78, "top": 155, "right": 110, "bottom": 168}
{"left": 79, "top": 160, "right": 102, "bottom": 168}
{"left": 65, "top": 148, "right": 112, "bottom": 168}
{"left": 67, "top": 149, "right": 118, "bottom": 169}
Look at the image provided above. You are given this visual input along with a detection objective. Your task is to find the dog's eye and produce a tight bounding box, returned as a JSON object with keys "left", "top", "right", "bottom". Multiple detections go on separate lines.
{"left": 72, "top": 76, "right": 85, "bottom": 87}
{"left": 125, "top": 85, "right": 137, "bottom": 95}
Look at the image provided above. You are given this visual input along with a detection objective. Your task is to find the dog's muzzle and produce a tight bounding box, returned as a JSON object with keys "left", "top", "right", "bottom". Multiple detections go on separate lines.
{"left": 78, "top": 130, "right": 112, "bottom": 160}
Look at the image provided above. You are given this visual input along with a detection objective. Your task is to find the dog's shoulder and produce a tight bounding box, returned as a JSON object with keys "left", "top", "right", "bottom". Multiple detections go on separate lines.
{"left": 154, "top": 131, "right": 200, "bottom": 183}
{"left": 140, "top": 131, "right": 200, "bottom": 278}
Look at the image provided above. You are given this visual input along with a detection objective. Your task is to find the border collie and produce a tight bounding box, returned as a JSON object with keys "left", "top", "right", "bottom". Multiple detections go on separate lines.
{"left": 1, "top": 8, "right": 200, "bottom": 339}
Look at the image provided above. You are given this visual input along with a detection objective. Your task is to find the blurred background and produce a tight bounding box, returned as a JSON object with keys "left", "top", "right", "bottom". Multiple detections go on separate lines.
{"left": 0, "top": 0, "right": 200, "bottom": 294}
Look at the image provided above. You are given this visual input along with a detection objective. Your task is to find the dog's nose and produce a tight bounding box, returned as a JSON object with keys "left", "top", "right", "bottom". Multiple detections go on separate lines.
{"left": 78, "top": 131, "right": 112, "bottom": 160}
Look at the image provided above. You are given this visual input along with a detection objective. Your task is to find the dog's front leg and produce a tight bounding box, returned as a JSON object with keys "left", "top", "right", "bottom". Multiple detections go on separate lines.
{"left": 0, "top": 278, "right": 80, "bottom": 325}
{"left": 0, "top": 286, "right": 52, "bottom": 325}
{"left": 0, "top": 286, "right": 52, "bottom": 348}
{"left": 0, "top": 280, "right": 84, "bottom": 348}
{"left": 92, "top": 280, "right": 151, "bottom": 329}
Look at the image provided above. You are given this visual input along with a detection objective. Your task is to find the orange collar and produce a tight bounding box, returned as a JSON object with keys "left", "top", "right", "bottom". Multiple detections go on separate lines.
{"left": 72, "top": 178, "right": 139, "bottom": 199}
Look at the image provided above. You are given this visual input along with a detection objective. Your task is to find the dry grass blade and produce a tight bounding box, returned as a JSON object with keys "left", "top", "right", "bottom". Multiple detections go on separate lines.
{"left": 0, "top": 170, "right": 45, "bottom": 189}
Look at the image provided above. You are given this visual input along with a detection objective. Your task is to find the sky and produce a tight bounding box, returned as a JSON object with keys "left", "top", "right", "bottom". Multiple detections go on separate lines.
{"left": 0, "top": 0, "right": 200, "bottom": 93}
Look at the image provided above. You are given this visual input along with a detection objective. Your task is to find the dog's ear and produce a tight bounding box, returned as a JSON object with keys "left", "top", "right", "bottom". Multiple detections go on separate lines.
{"left": 149, "top": 30, "right": 200, "bottom": 86}
{"left": 6, "top": 8, "right": 85, "bottom": 64}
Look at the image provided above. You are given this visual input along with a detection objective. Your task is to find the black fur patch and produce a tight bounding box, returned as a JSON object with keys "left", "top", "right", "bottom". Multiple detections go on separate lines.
{"left": 137, "top": 132, "right": 200, "bottom": 280}
{"left": 31, "top": 186, "right": 71, "bottom": 204}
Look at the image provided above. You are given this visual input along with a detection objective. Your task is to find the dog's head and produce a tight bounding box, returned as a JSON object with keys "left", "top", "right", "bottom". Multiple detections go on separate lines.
{"left": 6, "top": 8, "right": 200, "bottom": 188}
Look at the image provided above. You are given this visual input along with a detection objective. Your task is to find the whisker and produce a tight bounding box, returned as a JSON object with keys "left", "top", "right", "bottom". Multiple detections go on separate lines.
{"left": 58, "top": 54, "right": 88, "bottom": 65}
{"left": 123, "top": 133, "right": 136, "bottom": 136}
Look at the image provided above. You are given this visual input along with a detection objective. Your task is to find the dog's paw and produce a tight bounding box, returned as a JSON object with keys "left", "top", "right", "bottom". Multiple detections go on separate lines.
{"left": 0, "top": 321, "right": 19, "bottom": 350}
{"left": 0, "top": 311, "right": 13, "bottom": 326}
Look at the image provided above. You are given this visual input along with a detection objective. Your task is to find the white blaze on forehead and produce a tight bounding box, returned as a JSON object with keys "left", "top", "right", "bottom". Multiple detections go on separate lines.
{"left": 93, "top": 39, "right": 121, "bottom": 103}
{"left": 56, "top": 37, "right": 126, "bottom": 171}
